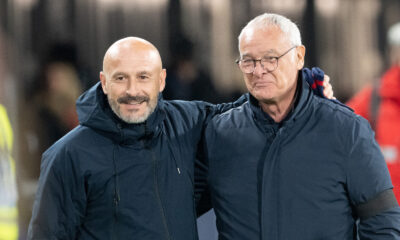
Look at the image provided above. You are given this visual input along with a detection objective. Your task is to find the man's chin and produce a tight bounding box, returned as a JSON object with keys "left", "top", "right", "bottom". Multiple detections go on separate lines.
{"left": 120, "top": 105, "right": 156, "bottom": 124}
{"left": 251, "top": 89, "right": 274, "bottom": 101}
{"left": 121, "top": 113, "right": 149, "bottom": 124}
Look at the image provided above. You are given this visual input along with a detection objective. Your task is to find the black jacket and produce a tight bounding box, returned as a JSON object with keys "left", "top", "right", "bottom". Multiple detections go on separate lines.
{"left": 203, "top": 76, "right": 400, "bottom": 239}
{"left": 27, "top": 82, "right": 242, "bottom": 240}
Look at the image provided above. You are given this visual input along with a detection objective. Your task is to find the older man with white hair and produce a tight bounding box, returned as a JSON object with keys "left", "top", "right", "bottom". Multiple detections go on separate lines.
{"left": 201, "top": 13, "right": 400, "bottom": 239}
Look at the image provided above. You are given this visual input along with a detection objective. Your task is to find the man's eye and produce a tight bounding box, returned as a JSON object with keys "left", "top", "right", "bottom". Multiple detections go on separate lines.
{"left": 242, "top": 59, "right": 253, "bottom": 66}
{"left": 116, "top": 76, "right": 125, "bottom": 81}
{"left": 139, "top": 75, "right": 149, "bottom": 80}
{"left": 262, "top": 57, "right": 277, "bottom": 64}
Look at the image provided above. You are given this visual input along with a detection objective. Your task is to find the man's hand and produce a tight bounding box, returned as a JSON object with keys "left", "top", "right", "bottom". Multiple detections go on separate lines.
{"left": 322, "top": 74, "right": 335, "bottom": 100}
{"left": 302, "top": 67, "right": 335, "bottom": 100}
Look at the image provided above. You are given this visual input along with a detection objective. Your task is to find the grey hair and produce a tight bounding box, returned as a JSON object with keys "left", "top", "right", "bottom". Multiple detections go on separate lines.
{"left": 238, "top": 13, "right": 302, "bottom": 49}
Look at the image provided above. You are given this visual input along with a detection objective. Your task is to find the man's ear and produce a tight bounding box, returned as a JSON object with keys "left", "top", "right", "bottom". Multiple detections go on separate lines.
{"left": 100, "top": 71, "right": 108, "bottom": 94}
{"left": 296, "top": 45, "right": 306, "bottom": 70}
{"left": 159, "top": 69, "right": 166, "bottom": 92}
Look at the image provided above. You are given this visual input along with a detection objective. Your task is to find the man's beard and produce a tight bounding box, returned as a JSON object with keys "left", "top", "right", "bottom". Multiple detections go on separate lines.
{"left": 108, "top": 94, "right": 157, "bottom": 124}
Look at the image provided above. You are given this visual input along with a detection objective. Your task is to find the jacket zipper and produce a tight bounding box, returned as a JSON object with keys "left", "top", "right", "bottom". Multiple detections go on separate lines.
{"left": 186, "top": 170, "right": 199, "bottom": 239}
{"left": 112, "top": 143, "right": 121, "bottom": 240}
{"left": 165, "top": 137, "right": 181, "bottom": 175}
{"left": 150, "top": 149, "right": 172, "bottom": 240}
{"left": 260, "top": 127, "right": 282, "bottom": 240}
{"left": 165, "top": 133, "right": 197, "bottom": 238}
{"left": 112, "top": 124, "right": 124, "bottom": 240}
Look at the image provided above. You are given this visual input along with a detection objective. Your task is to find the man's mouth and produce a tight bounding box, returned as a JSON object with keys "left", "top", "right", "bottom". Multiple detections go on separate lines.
{"left": 253, "top": 81, "right": 273, "bottom": 87}
{"left": 118, "top": 95, "right": 149, "bottom": 105}
{"left": 126, "top": 100, "right": 146, "bottom": 105}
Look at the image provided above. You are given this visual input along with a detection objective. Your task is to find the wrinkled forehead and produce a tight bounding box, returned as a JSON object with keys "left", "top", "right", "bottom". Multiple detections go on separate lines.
{"left": 103, "top": 43, "right": 162, "bottom": 74}
{"left": 239, "top": 26, "right": 291, "bottom": 56}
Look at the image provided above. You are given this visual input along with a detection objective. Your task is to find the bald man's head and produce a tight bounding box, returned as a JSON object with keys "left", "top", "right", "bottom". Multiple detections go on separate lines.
{"left": 100, "top": 37, "right": 166, "bottom": 124}
{"left": 102, "top": 37, "right": 163, "bottom": 76}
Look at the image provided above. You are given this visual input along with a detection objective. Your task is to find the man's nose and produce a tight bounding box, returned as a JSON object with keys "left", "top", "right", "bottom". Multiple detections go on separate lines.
{"left": 253, "top": 60, "right": 266, "bottom": 76}
{"left": 126, "top": 79, "right": 140, "bottom": 95}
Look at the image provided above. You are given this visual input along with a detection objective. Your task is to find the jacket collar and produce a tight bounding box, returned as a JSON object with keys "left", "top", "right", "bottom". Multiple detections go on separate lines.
{"left": 76, "top": 82, "right": 165, "bottom": 145}
{"left": 248, "top": 70, "right": 312, "bottom": 130}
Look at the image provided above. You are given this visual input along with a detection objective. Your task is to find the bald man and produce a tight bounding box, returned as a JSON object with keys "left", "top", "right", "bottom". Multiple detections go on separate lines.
{"left": 100, "top": 38, "right": 166, "bottom": 124}
{"left": 27, "top": 37, "right": 332, "bottom": 240}
{"left": 27, "top": 37, "right": 241, "bottom": 240}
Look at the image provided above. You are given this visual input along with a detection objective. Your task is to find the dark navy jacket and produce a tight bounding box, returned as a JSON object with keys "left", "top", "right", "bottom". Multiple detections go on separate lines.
{"left": 203, "top": 76, "right": 400, "bottom": 239}
{"left": 27, "top": 82, "right": 245, "bottom": 240}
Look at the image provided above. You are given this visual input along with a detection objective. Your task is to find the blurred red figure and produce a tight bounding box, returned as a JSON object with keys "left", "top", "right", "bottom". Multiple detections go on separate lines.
{"left": 347, "top": 22, "right": 400, "bottom": 202}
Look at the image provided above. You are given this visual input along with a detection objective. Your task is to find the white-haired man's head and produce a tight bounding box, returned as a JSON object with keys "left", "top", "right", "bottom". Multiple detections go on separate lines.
{"left": 236, "top": 13, "right": 306, "bottom": 117}
{"left": 238, "top": 13, "right": 302, "bottom": 50}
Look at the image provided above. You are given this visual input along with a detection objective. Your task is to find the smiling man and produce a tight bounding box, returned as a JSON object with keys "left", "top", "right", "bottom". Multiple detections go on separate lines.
{"left": 27, "top": 37, "right": 248, "bottom": 240}
{"left": 100, "top": 39, "right": 164, "bottom": 124}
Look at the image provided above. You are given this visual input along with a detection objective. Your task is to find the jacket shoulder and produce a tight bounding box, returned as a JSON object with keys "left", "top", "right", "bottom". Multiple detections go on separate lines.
{"left": 163, "top": 99, "right": 211, "bottom": 116}
{"left": 208, "top": 102, "right": 251, "bottom": 130}
{"left": 312, "top": 97, "right": 374, "bottom": 141}
{"left": 162, "top": 99, "right": 215, "bottom": 126}
{"left": 42, "top": 125, "right": 98, "bottom": 164}
{"left": 313, "top": 97, "right": 359, "bottom": 122}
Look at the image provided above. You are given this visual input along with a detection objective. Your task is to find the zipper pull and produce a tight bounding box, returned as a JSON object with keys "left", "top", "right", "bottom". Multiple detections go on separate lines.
{"left": 177, "top": 167, "right": 181, "bottom": 174}
{"left": 114, "top": 189, "right": 120, "bottom": 205}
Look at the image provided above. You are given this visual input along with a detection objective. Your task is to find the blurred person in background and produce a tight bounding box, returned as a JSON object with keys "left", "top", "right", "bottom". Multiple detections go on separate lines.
{"left": 347, "top": 22, "right": 400, "bottom": 202}
{"left": 29, "top": 43, "right": 82, "bottom": 147}
{"left": 0, "top": 104, "right": 18, "bottom": 240}
{"left": 18, "top": 43, "right": 83, "bottom": 238}
{"left": 0, "top": 27, "right": 18, "bottom": 240}
{"left": 163, "top": 36, "right": 239, "bottom": 103}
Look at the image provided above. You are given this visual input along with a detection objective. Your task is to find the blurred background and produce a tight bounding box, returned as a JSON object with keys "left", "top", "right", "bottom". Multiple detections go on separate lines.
{"left": 1, "top": 0, "right": 400, "bottom": 239}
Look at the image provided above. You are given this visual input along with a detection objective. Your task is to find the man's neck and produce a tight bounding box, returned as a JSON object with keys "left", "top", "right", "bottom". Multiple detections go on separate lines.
{"left": 259, "top": 83, "right": 298, "bottom": 123}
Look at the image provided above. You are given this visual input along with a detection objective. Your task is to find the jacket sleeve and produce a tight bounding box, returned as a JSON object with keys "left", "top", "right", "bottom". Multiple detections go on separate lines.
{"left": 358, "top": 208, "right": 400, "bottom": 239}
{"left": 193, "top": 110, "right": 215, "bottom": 216}
{"left": 27, "top": 146, "right": 86, "bottom": 240}
{"left": 346, "top": 117, "right": 400, "bottom": 238}
{"left": 211, "top": 94, "right": 247, "bottom": 115}
{"left": 194, "top": 149, "right": 212, "bottom": 217}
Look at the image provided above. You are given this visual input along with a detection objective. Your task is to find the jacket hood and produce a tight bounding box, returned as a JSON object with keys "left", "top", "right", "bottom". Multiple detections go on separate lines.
{"left": 76, "top": 82, "right": 165, "bottom": 144}
{"left": 380, "top": 66, "right": 400, "bottom": 103}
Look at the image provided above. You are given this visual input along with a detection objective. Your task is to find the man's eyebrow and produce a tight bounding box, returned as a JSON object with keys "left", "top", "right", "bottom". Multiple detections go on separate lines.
{"left": 241, "top": 54, "right": 252, "bottom": 59}
{"left": 264, "top": 49, "right": 278, "bottom": 55}
{"left": 111, "top": 72, "right": 128, "bottom": 78}
{"left": 241, "top": 50, "right": 279, "bottom": 59}
{"left": 136, "top": 71, "right": 152, "bottom": 76}
{"left": 260, "top": 50, "right": 280, "bottom": 57}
